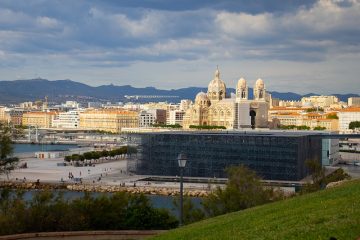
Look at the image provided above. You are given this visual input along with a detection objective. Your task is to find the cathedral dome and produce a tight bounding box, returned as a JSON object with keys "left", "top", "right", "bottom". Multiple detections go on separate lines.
{"left": 195, "top": 92, "right": 210, "bottom": 106}
{"left": 237, "top": 77, "right": 247, "bottom": 89}
{"left": 255, "top": 78, "right": 264, "bottom": 89}
{"left": 207, "top": 68, "right": 226, "bottom": 101}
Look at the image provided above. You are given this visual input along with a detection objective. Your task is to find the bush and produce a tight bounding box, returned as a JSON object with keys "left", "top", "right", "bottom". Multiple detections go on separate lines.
{"left": 314, "top": 126, "right": 326, "bottom": 130}
{"left": 349, "top": 121, "right": 360, "bottom": 130}
{"left": 306, "top": 107, "right": 324, "bottom": 112}
{"left": 326, "top": 113, "right": 338, "bottom": 119}
{"left": 0, "top": 189, "right": 178, "bottom": 235}
{"left": 64, "top": 146, "right": 136, "bottom": 162}
{"left": 189, "top": 125, "right": 226, "bottom": 130}
{"left": 152, "top": 124, "right": 182, "bottom": 128}
{"left": 280, "top": 125, "right": 311, "bottom": 130}
{"left": 202, "top": 166, "right": 280, "bottom": 217}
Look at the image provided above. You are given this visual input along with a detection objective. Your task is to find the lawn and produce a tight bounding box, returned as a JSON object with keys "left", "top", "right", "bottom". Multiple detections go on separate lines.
{"left": 152, "top": 180, "right": 360, "bottom": 240}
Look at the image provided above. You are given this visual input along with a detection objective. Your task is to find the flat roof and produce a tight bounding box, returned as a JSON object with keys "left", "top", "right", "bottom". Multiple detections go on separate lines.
{"left": 129, "top": 130, "right": 340, "bottom": 137}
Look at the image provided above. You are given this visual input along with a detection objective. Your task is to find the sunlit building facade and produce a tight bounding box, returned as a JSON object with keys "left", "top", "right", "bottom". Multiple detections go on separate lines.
{"left": 79, "top": 109, "right": 139, "bottom": 133}
{"left": 22, "top": 111, "right": 58, "bottom": 128}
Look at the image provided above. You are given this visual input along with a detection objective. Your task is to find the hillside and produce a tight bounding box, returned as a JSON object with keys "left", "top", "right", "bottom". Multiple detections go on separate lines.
{"left": 153, "top": 180, "right": 360, "bottom": 240}
{"left": 0, "top": 79, "right": 358, "bottom": 104}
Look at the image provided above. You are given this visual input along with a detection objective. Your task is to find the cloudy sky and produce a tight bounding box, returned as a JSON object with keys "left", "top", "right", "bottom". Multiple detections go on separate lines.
{"left": 0, "top": 0, "right": 359, "bottom": 94}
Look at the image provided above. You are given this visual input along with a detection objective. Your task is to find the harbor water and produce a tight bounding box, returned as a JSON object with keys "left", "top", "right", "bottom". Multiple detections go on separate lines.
{"left": 13, "top": 143, "right": 78, "bottom": 154}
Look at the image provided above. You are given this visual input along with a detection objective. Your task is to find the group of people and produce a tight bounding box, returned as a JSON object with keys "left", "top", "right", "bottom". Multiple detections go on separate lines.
{"left": 68, "top": 172, "right": 75, "bottom": 179}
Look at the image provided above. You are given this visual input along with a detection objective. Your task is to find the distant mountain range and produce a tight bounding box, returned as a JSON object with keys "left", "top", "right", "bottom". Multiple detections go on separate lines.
{"left": 0, "top": 79, "right": 358, "bottom": 104}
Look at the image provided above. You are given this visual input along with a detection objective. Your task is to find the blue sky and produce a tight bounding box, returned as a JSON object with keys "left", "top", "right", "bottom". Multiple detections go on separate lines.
{"left": 0, "top": 0, "right": 359, "bottom": 94}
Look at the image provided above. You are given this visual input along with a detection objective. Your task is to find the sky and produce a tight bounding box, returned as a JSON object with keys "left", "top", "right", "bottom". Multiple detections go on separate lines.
{"left": 0, "top": 0, "right": 359, "bottom": 94}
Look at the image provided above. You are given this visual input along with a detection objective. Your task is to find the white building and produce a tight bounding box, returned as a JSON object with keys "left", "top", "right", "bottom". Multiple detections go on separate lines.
{"left": 88, "top": 102, "right": 102, "bottom": 109}
{"left": 338, "top": 107, "right": 360, "bottom": 133}
{"left": 348, "top": 97, "right": 360, "bottom": 107}
{"left": 52, "top": 110, "right": 83, "bottom": 129}
{"left": 279, "top": 100, "right": 302, "bottom": 107}
{"left": 19, "top": 102, "right": 34, "bottom": 110}
{"left": 62, "top": 101, "right": 80, "bottom": 109}
{"left": 139, "top": 111, "right": 156, "bottom": 127}
{"left": 180, "top": 99, "right": 193, "bottom": 111}
{"left": 167, "top": 110, "right": 185, "bottom": 125}
{"left": 301, "top": 96, "right": 339, "bottom": 108}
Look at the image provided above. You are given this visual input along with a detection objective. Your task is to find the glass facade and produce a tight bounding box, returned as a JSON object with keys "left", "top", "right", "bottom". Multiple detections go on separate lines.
{"left": 126, "top": 131, "right": 323, "bottom": 181}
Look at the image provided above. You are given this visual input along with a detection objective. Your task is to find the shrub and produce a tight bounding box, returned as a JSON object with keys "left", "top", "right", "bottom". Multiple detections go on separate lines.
{"left": 0, "top": 190, "right": 178, "bottom": 235}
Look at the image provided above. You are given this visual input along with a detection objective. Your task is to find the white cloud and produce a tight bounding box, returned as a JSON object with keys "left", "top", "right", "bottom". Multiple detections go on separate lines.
{"left": 0, "top": 8, "right": 31, "bottom": 25}
{"left": 36, "top": 16, "right": 60, "bottom": 29}
{"left": 215, "top": 11, "right": 273, "bottom": 37}
{"left": 89, "top": 7, "right": 163, "bottom": 37}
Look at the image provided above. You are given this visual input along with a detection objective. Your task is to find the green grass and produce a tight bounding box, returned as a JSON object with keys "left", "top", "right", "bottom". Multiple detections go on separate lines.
{"left": 153, "top": 180, "right": 360, "bottom": 240}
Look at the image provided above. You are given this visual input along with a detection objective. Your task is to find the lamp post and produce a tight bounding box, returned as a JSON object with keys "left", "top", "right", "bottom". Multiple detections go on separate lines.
{"left": 177, "top": 153, "right": 187, "bottom": 226}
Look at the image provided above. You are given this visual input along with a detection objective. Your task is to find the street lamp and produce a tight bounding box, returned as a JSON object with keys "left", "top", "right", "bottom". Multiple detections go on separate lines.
{"left": 177, "top": 153, "right": 187, "bottom": 226}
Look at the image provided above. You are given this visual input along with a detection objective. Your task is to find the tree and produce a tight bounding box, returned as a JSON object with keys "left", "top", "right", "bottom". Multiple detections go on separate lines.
{"left": 0, "top": 123, "right": 19, "bottom": 180}
{"left": 301, "top": 159, "right": 326, "bottom": 193}
{"left": 202, "top": 166, "right": 278, "bottom": 217}
{"left": 349, "top": 121, "right": 360, "bottom": 130}
{"left": 314, "top": 126, "right": 326, "bottom": 130}
{"left": 64, "top": 156, "right": 71, "bottom": 162}
{"left": 172, "top": 196, "right": 205, "bottom": 225}
{"left": 326, "top": 113, "right": 338, "bottom": 119}
{"left": 0, "top": 190, "right": 178, "bottom": 235}
{"left": 306, "top": 107, "right": 324, "bottom": 112}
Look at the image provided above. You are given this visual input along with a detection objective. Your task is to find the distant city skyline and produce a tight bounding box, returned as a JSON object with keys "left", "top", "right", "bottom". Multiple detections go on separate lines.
{"left": 0, "top": 0, "right": 359, "bottom": 94}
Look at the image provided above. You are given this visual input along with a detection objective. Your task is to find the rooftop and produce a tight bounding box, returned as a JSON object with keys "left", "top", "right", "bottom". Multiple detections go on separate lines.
{"left": 339, "top": 107, "right": 360, "bottom": 112}
{"left": 130, "top": 130, "right": 360, "bottom": 139}
{"left": 131, "top": 130, "right": 338, "bottom": 137}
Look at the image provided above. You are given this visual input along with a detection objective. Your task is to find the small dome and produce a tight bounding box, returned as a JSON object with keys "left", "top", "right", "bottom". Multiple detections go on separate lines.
{"left": 303, "top": 102, "right": 314, "bottom": 107}
{"left": 255, "top": 78, "right": 264, "bottom": 89}
{"left": 195, "top": 91, "right": 208, "bottom": 100}
{"left": 237, "top": 77, "right": 247, "bottom": 88}
{"left": 195, "top": 92, "right": 210, "bottom": 105}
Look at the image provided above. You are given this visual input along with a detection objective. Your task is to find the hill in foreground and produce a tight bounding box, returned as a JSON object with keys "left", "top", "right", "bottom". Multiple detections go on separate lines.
{"left": 153, "top": 180, "right": 360, "bottom": 240}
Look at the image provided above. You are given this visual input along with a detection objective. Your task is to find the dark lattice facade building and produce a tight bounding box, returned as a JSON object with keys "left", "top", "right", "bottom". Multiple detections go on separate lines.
{"left": 126, "top": 131, "right": 323, "bottom": 181}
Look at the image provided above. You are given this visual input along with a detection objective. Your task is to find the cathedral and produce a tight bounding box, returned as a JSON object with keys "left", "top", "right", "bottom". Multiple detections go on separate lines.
{"left": 182, "top": 68, "right": 270, "bottom": 129}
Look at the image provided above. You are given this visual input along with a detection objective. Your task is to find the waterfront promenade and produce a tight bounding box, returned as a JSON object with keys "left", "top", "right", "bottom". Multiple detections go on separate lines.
{"left": 0, "top": 155, "right": 213, "bottom": 196}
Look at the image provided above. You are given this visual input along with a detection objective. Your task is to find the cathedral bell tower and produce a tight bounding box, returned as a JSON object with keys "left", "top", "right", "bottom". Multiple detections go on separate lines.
{"left": 253, "top": 78, "right": 266, "bottom": 101}
{"left": 236, "top": 77, "right": 248, "bottom": 101}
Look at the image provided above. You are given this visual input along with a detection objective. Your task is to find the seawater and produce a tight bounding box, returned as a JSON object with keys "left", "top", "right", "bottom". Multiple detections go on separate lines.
{"left": 13, "top": 143, "right": 77, "bottom": 153}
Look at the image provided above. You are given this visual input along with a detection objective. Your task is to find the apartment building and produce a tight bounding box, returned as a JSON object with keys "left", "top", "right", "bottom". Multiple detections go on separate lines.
{"left": 52, "top": 110, "right": 83, "bottom": 129}
{"left": 338, "top": 107, "right": 360, "bottom": 132}
{"left": 22, "top": 111, "right": 58, "bottom": 128}
{"left": 79, "top": 109, "right": 139, "bottom": 133}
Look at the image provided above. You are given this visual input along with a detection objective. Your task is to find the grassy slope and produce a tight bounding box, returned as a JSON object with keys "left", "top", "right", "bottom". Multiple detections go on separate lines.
{"left": 153, "top": 180, "right": 360, "bottom": 240}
